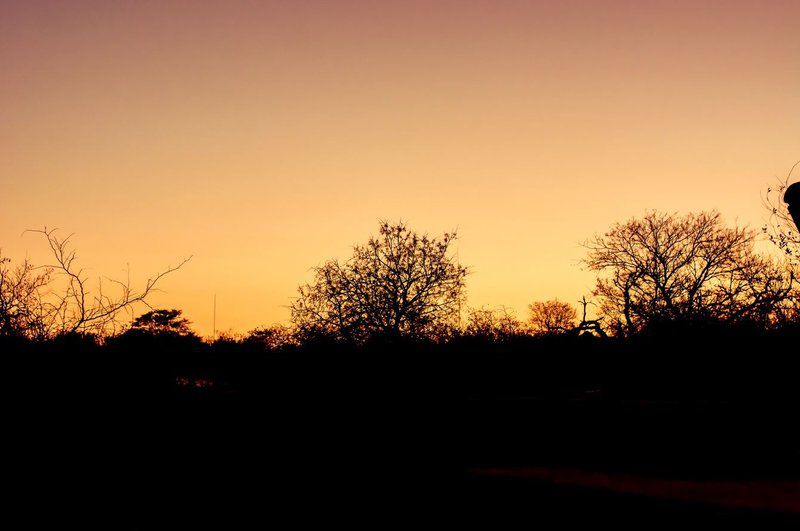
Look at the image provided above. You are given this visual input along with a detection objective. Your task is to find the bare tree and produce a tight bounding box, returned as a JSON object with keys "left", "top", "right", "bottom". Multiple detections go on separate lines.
{"left": 0, "top": 227, "right": 190, "bottom": 339}
{"left": 290, "top": 220, "right": 468, "bottom": 342}
{"left": 573, "top": 296, "right": 607, "bottom": 337}
{"left": 584, "top": 211, "right": 795, "bottom": 335}
{"left": 763, "top": 161, "right": 800, "bottom": 262}
{"left": 0, "top": 252, "right": 54, "bottom": 339}
{"left": 528, "top": 299, "right": 577, "bottom": 335}
{"left": 464, "top": 306, "right": 525, "bottom": 340}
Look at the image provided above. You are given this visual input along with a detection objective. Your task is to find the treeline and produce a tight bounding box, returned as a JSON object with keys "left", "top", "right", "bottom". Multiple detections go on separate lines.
{"left": 5, "top": 309, "right": 800, "bottom": 407}
{"left": 5, "top": 208, "right": 800, "bottom": 405}
{"left": 7, "top": 209, "right": 800, "bottom": 504}
{"left": 4, "top": 209, "right": 798, "bottom": 344}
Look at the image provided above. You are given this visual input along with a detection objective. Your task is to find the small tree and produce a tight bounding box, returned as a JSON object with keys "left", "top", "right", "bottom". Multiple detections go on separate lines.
{"left": 291, "top": 220, "right": 469, "bottom": 342}
{"left": 528, "top": 299, "right": 577, "bottom": 335}
{"left": 464, "top": 307, "right": 525, "bottom": 340}
{"left": 131, "top": 309, "right": 193, "bottom": 336}
{"left": 0, "top": 252, "right": 54, "bottom": 339}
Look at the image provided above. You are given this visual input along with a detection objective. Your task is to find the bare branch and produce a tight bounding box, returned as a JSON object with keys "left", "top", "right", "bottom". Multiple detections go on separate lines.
{"left": 0, "top": 228, "right": 192, "bottom": 338}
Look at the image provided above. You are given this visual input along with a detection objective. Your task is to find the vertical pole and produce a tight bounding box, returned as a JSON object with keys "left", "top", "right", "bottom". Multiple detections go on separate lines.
{"left": 213, "top": 293, "right": 216, "bottom": 342}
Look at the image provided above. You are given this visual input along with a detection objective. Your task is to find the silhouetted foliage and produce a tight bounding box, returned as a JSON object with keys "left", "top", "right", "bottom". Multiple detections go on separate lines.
{"left": 0, "top": 228, "right": 189, "bottom": 339}
{"left": 528, "top": 299, "right": 577, "bottom": 335}
{"left": 0, "top": 252, "right": 53, "bottom": 339}
{"left": 131, "top": 309, "right": 194, "bottom": 336}
{"left": 10, "top": 295, "right": 800, "bottom": 523}
{"left": 9, "top": 210, "right": 800, "bottom": 522}
{"left": 290, "top": 220, "right": 468, "bottom": 342}
{"left": 763, "top": 161, "right": 800, "bottom": 262}
{"left": 572, "top": 297, "right": 608, "bottom": 337}
{"left": 464, "top": 307, "right": 525, "bottom": 340}
{"left": 243, "top": 325, "right": 297, "bottom": 350}
{"left": 585, "top": 211, "right": 797, "bottom": 335}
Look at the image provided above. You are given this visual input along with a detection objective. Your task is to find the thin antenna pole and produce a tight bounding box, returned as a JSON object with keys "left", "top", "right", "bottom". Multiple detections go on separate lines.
{"left": 213, "top": 293, "right": 217, "bottom": 341}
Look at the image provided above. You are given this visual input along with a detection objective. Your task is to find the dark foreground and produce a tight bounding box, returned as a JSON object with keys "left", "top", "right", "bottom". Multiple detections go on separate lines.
{"left": 13, "top": 392, "right": 800, "bottom": 528}
{"left": 7, "top": 328, "right": 800, "bottom": 527}
{"left": 462, "top": 473, "right": 800, "bottom": 526}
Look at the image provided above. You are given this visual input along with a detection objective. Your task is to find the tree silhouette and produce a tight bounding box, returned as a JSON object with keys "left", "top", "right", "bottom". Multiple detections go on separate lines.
{"left": 291, "top": 220, "right": 468, "bottom": 342}
{"left": 464, "top": 307, "right": 524, "bottom": 340}
{"left": 131, "top": 309, "right": 193, "bottom": 336}
{"left": 764, "top": 162, "right": 800, "bottom": 262}
{"left": 585, "top": 211, "right": 796, "bottom": 335}
{"left": 528, "top": 299, "right": 577, "bottom": 335}
{"left": 244, "top": 325, "right": 297, "bottom": 350}
{"left": 0, "top": 252, "right": 53, "bottom": 339}
{"left": 573, "top": 296, "right": 607, "bottom": 337}
{"left": 0, "top": 228, "right": 190, "bottom": 338}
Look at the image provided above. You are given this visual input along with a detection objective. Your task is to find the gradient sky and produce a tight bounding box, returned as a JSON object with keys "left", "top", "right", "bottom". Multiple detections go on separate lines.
{"left": 2, "top": 0, "right": 799, "bottom": 336}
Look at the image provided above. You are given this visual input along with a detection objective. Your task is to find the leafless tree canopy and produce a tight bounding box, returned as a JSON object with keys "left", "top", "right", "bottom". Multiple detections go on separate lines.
{"left": 290, "top": 221, "right": 468, "bottom": 342}
{"left": 0, "top": 228, "right": 190, "bottom": 339}
{"left": 528, "top": 299, "right": 578, "bottom": 335}
{"left": 0, "top": 252, "right": 53, "bottom": 338}
{"left": 584, "top": 211, "right": 796, "bottom": 335}
{"left": 464, "top": 306, "right": 525, "bottom": 340}
{"left": 763, "top": 161, "right": 800, "bottom": 262}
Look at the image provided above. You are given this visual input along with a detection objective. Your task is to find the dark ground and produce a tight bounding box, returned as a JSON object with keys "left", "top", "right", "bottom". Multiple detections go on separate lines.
{"left": 13, "top": 389, "right": 799, "bottom": 528}
{"left": 7, "top": 327, "right": 800, "bottom": 527}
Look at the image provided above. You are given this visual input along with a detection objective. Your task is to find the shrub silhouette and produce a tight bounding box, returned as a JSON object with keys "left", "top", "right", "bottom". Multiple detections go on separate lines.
{"left": 528, "top": 299, "right": 578, "bottom": 335}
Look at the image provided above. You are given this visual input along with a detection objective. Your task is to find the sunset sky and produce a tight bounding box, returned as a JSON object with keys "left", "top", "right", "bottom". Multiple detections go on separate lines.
{"left": 2, "top": 0, "right": 798, "bottom": 336}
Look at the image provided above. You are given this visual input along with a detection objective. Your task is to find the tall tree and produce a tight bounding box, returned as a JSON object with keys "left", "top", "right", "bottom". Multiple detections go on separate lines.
{"left": 291, "top": 221, "right": 468, "bottom": 342}
{"left": 764, "top": 161, "right": 800, "bottom": 262}
{"left": 584, "top": 211, "right": 795, "bottom": 335}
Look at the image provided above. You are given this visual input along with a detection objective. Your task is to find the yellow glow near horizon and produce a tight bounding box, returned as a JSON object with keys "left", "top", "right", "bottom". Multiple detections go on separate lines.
{"left": 2, "top": 1, "right": 799, "bottom": 336}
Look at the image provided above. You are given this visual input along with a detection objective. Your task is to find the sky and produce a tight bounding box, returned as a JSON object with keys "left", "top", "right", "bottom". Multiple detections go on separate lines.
{"left": 1, "top": 0, "right": 799, "bottom": 336}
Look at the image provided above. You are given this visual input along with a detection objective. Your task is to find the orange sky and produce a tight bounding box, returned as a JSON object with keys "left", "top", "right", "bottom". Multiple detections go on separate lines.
{"left": 1, "top": 0, "right": 799, "bottom": 336}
